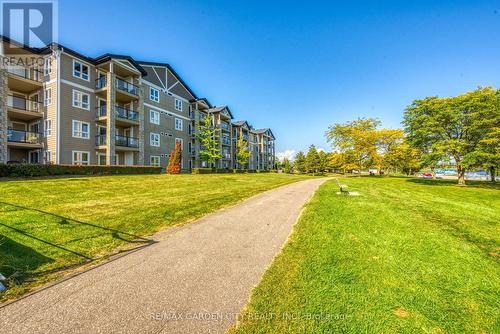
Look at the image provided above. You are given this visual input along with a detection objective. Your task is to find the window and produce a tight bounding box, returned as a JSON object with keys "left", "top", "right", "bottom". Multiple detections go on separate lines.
{"left": 149, "top": 110, "right": 160, "bottom": 124}
{"left": 72, "top": 151, "right": 90, "bottom": 165}
{"left": 72, "top": 90, "right": 90, "bottom": 110}
{"left": 44, "top": 88, "right": 52, "bottom": 106}
{"left": 44, "top": 119, "right": 52, "bottom": 137}
{"left": 175, "top": 118, "right": 183, "bottom": 131}
{"left": 72, "top": 120, "right": 90, "bottom": 139}
{"left": 150, "top": 132, "right": 160, "bottom": 147}
{"left": 175, "top": 98, "right": 182, "bottom": 111}
{"left": 175, "top": 137, "right": 183, "bottom": 149}
{"left": 44, "top": 58, "right": 52, "bottom": 75}
{"left": 73, "top": 60, "right": 89, "bottom": 81}
{"left": 150, "top": 87, "right": 159, "bottom": 102}
{"left": 43, "top": 150, "right": 52, "bottom": 164}
{"left": 150, "top": 155, "right": 160, "bottom": 167}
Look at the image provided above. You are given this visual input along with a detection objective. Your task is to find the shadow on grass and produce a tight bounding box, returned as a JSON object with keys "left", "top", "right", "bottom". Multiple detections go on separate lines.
{"left": 406, "top": 178, "right": 500, "bottom": 190}
{"left": 0, "top": 201, "right": 157, "bottom": 293}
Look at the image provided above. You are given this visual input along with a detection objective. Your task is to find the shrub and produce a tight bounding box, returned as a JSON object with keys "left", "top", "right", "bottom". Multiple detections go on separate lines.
{"left": 167, "top": 142, "right": 182, "bottom": 174}
{"left": 0, "top": 164, "right": 161, "bottom": 178}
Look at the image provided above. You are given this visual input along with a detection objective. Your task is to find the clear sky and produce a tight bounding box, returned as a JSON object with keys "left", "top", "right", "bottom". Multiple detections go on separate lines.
{"left": 58, "top": 0, "right": 500, "bottom": 159}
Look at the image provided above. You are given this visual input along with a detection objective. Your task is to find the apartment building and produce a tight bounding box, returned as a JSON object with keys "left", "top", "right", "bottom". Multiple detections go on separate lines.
{"left": 0, "top": 37, "right": 275, "bottom": 170}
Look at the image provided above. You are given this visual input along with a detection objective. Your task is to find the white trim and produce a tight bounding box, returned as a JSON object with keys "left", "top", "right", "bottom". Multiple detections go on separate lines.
{"left": 72, "top": 89, "right": 90, "bottom": 110}
{"left": 72, "top": 150, "right": 90, "bottom": 165}
{"left": 175, "top": 117, "right": 183, "bottom": 131}
{"left": 149, "top": 110, "right": 160, "bottom": 125}
{"left": 61, "top": 79, "right": 95, "bottom": 93}
{"left": 149, "top": 87, "right": 160, "bottom": 102}
{"left": 140, "top": 78, "right": 163, "bottom": 92}
{"left": 114, "top": 59, "right": 141, "bottom": 75}
{"left": 167, "top": 81, "right": 179, "bottom": 91}
{"left": 72, "top": 120, "right": 90, "bottom": 139}
{"left": 152, "top": 67, "right": 166, "bottom": 89}
{"left": 175, "top": 98, "right": 182, "bottom": 111}
{"left": 175, "top": 137, "right": 183, "bottom": 149}
{"left": 72, "top": 59, "right": 90, "bottom": 81}
{"left": 150, "top": 155, "right": 161, "bottom": 167}
{"left": 56, "top": 51, "right": 61, "bottom": 164}
{"left": 150, "top": 132, "right": 160, "bottom": 147}
{"left": 44, "top": 88, "right": 52, "bottom": 106}
{"left": 62, "top": 51, "right": 93, "bottom": 68}
{"left": 144, "top": 102, "right": 191, "bottom": 121}
{"left": 44, "top": 119, "right": 52, "bottom": 137}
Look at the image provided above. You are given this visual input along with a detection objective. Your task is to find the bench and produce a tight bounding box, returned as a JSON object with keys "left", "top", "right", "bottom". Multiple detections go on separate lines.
{"left": 335, "top": 178, "right": 349, "bottom": 194}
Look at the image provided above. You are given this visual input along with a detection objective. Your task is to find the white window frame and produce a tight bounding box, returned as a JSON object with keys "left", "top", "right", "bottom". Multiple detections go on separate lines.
{"left": 175, "top": 137, "right": 183, "bottom": 149}
{"left": 72, "top": 59, "right": 90, "bottom": 81}
{"left": 149, "top": 110, "right": 160, "bottom": 125}
{"left": 44, "top": 58, "right": 52, "bottom": 75}
{"left": 150, "top": 132, "right": 160, "bottom": 147}
{"left": 72, "top": 120, "right": 90, "bottom": 139}
{"left": 150, "top": 87, "right": 159, "bottom": 102}
{"left": 72, "top": 90, "right": 90, "bottom": 110}
{"left": 44, "top": 88, "right": 52, "bottom": 106}
{"left": 175, "top": 118, "right": 183, "bottom": 131}
{"left": 44, "top": 119, "right": 52, "bottom": 137}
{"left": 150, "top": 155, "right": 160, "bottom": 167}
{"left": 175, "top": 98, "right": 182, "bottom": 111}
{"left": 72, "top": 151, "right": 90, "bottom": 165}
{"left": 43, "top": 150, "right": 51, "bottom": 164}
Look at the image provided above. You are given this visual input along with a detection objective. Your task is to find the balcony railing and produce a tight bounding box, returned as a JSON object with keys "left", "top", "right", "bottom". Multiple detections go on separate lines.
{"left": 115, "top": 106, "right": 138, "bottom": 121}
{"left": 115, "top": 135, "right": 139, "bottom": 148}
{"left": 115, "top": 78, "right": 139, "bottom": 95}
{"left": 221, "top": 137, "right": 231, "bottom": 145}
{"left": 96, "top": 76, "right": 107, "bottom": 89}
{"left": 7, "top": 95, "right": 42, "bottom": 113}
{"left": 7, "top": 129, "right": 42, "bottom": 144}
{"left": 220, "top": 122, "right": 230, "bottom": 130}
{"left": 96, "top": 105, "right": 138, "bottom": 121}
{"left": 7, "top": 67, "right": 43, "bottom": 82}
{"left": 96, "top": 135, "right": 139, "bottom": 148}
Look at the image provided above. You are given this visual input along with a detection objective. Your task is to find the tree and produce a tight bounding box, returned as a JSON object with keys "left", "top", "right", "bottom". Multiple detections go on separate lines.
{"left": 325, "top": 118, "right": 381, "bottom": 172}
{"left": 235, "top": 135, "right": 251, "bottom": 168}
{"left": 318, "top": 150, "right": 329, "bottom": 172}
{"left": 305, "top": 145, "right": 321, "bottom": 174}
{"left": 167, "top": 142, "right": 182, "bottom": 174}
{"left": 283, "top": 158, "right": 292, "bottom": 173}
{"left": 383, "top": 141, "right": 421, "bottom": 175}
{"left": 294, "top": 151, "right": 306, "bottom": 174}
{"left": 403, "top": 87, "right": 499, "bottom": 185}
{"left": 196, "top": 113, "right": 221, "bottom": 167}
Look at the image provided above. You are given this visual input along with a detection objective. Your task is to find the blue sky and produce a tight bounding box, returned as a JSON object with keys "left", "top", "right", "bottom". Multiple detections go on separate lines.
{"left": 58, "top": 0, "right": 500, "bottom": 158}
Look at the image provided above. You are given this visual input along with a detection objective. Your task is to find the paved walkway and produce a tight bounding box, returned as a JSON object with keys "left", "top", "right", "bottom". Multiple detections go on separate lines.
{"left": 0, "top": 178, "right": 329, "bottom": 334}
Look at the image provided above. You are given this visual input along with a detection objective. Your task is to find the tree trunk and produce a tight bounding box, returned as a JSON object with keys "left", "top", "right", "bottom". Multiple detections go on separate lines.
{"left": 457, "top": 165, "right": 466, "bottom": 185}
{"left": 490, "top": 167, "right": 496, "bottom": 183}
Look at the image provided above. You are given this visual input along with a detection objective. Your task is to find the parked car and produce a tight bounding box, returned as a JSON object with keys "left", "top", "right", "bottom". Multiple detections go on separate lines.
{"left": 420, "top": 173, "right": 433, "bottom": 178}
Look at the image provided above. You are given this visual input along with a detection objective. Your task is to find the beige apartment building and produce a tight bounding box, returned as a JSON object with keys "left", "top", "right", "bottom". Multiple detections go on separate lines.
{"left": 0, "top": 37, "right": 275, "bottom": 171}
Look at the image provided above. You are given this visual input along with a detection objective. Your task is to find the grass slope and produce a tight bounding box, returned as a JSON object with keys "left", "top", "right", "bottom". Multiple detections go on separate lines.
{"left": 0, "top": 173, "right": 309, "bottom": 302}
{"left": 230, "top": 177, "right": 500, "bottom": 334}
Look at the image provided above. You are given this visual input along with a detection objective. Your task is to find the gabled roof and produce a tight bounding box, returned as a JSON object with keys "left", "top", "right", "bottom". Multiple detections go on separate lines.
{"left": 137, "top": 60, "right": 198, "bottom": 99}
{"left": 232, "top": 120, "right": 251, "bottom": 129}
{"left": 94, "top": 54, "right": 147, "bottom": 76}
{"left": 208, "top": 105, "right": 234, "bottom": 119}
{"left": 253, "top": 128, "right": 276, "bottom": 139}
{"left": 189, "top": 97, "right": 213, "bottom": 109}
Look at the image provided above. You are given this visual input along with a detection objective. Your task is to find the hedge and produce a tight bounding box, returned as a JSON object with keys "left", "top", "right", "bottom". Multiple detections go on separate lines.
{"left": 0, "top": 164, "right": 161, "bottom": 178}
{"left": 191, "top": 168, "right": 274, "bottom": 174}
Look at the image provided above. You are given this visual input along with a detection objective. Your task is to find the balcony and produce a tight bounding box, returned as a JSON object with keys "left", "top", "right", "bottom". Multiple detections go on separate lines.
{"left": 221, "top": 137, "right": 231, "bottom": 146}
{"left": 7, "top": 67, "right": 44, "bottom": 93}
{"left": 96, "top": 135, "right": 139, "bottom": 150}
{"left": 220, "top": 122, "right": 230, "bottom": 131}
{"left": 115, "top": 78, "right": 139, "bottom": 102}
{"left": 7, "top": 129, "right": 43, "bottom": 148}
{"left": 96, "top": 105, "right": 139, "bottom": 125}
{"left": 7, "top": 95, "right": 43, "bottom": 120}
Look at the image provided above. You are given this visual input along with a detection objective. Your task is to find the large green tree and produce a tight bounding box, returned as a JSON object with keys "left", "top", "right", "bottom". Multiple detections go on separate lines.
{"left": 235, "top": 135, "right": 251, "bottom": 168}
{"left": 294, "top": 151, "right": 306, "bottom": 174}
{"left": 305, "top": 145, "right": 321, "bottom": 174}
{"left": 403, "top": 87, "right": 499, "bottom": 184}
{"left": 196, "top": 113, "right": 221, "bottom": 167}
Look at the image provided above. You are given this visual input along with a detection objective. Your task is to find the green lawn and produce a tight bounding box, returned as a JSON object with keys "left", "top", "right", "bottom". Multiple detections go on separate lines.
{"left": 230, "top": 177, "right": 500, "bottom": 334}
{"left": 0, "top": 173, "right": 310, "bottom": 302}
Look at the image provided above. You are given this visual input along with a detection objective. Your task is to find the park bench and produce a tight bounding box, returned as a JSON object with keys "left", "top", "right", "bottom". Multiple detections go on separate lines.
{"left": 335, "top": 178, "right": 349, "bottom": 194}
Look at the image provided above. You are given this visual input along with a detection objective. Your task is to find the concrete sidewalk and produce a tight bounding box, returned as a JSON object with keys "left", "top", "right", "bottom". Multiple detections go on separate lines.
{"left": 0, "top": 178, "right": 329, "bottom": 334}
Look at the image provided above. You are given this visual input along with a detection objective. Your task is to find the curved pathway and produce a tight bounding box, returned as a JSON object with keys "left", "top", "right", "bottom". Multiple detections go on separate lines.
{"left": 0, "top": 177, "right": 329, "bottom": 334}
